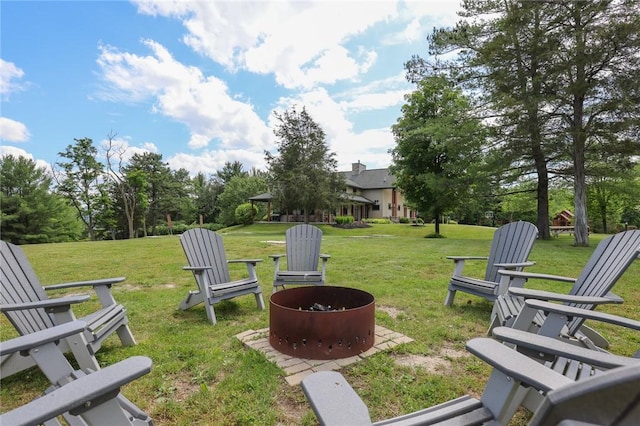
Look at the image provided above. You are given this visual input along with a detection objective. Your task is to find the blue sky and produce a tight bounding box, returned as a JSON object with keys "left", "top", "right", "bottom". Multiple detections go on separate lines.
{"left": 1, "top": 0, "right": 461, "bottom": 176}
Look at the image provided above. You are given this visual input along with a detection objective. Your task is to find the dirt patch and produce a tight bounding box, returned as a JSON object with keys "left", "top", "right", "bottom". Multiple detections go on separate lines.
{"left": 274, "top": 394, "right": 308, "bottom": 426}
{"left": 378, "top": 305, "right": 404, "bottom": 319}
{"left": 393, "top": 346, "right": 467, "bottom": 374}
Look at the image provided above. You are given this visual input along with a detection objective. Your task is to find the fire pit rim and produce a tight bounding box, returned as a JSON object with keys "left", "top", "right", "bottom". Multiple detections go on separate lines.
{"left": 269, "top": 285, "right": 375, "bottom": 312}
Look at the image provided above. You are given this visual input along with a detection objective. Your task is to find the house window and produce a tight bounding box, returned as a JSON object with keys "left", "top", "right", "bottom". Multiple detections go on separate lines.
{"left": 372, "top": 204, "right": 380, "bottom": 211}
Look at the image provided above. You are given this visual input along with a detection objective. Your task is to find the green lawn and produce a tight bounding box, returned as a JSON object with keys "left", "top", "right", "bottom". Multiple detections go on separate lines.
{"left": 1, "top": 223, "right": 639, "bottom": 425}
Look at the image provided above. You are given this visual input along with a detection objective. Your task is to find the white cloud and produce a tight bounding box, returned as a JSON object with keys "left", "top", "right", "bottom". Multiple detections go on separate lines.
{"left": 382, "top": 0, "right": 462, "bottom": 46}
{"left": 96, "top": 40, "right": 272, "bottom": 151}
{"left": 0, "top": 59, "right": 27, "bottom": 98}
{"left": 168, "top": 149, "right": 267, "bottom": 176}
{"left": 134, "top": 0, "right": 397, "bottom": 89}
{"left": 0, "top": 145, "right": 50, "bottom": 171}
{"left": 0, "top": 116, "right": 30, "bottom": 142}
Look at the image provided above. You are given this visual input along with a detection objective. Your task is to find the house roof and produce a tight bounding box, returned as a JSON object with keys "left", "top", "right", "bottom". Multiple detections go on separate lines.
{"left": 341, "top": 168, "right": 396, "bottom": 189}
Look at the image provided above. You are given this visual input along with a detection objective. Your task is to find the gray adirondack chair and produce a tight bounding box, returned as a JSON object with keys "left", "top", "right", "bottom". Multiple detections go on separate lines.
{"left": 490, "top": 229, "right": 640, "bottom": 349}
{"left": 493, "top": 304, "right": 640, "bottom": 414}
{"left": 0, "top": 321, "right": 152, "bottom": 426}
{"left": 444, "top": 221, "right": 538, "bottom": 306}
{"left": 180, "top": 228, "right": 265, "bottom": 325}
{"left": 271, "top": 224, "right": 330, "bottom": 291}
{"left": 0, "top": 240, "right": 136, "bottom": 378}
{"left": 302, "top": 335, "right": 640, "bottom": 425}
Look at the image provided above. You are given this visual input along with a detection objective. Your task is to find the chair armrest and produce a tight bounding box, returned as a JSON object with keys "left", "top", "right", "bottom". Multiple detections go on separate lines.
{"left": 269, "top": 254, "right": 286, "bottom": 260}
{"left": 44, "top": 277, "right": 126, "bottom": 290}
{"left": 183, "top": 265, "right": 211, "bottom": 273}
{"left": 447, "top": 256, "right": 487, "bottom": 276}
{"left": 0, "top": 295, "right": 91, "bottom": 313}
{"left": 0, "top": 321, "right": 88, "bottom": 356}
{"left": 319, "top": 254, "right": 331, "bottom": 260}
{"left": 494, "top": 261, "right": 535, "bottom": 269}
{"left": 447, "top": 256, "right": 487, "bottom": 261}
{"left": 498, "top": 270, "right": 576, "bottom": 283}
{"left": 0, "top": 356, "right": 152, "bottom": 426}
{"left": 492, "top": 326, "right": 639, "bottom": 369}
{"left": 508, "top": 287, "right": 622, "bottom": 305}
{"left": 465, "top": 338, "right": 572, "bottom": 393}
{"left": 45, "top": 277, "right": 125, "bottom": 308}
{"left": 301, "top": 371, "right": 372, "bottom": 425}
{"left": 524, "top": 299, "right": 640, "bottom": 332}
{"left": 228, "top": 259, "right": 263, "bottom": 264}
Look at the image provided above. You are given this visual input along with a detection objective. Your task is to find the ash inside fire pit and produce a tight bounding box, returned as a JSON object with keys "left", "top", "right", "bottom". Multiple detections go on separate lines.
{"left": 269, "top": 286, "right": 375, "bottom": 360}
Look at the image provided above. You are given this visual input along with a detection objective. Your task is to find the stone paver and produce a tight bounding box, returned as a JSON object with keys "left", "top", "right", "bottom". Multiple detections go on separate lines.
{"left": 235, "top": 325, "right": 413, "bottom": 386}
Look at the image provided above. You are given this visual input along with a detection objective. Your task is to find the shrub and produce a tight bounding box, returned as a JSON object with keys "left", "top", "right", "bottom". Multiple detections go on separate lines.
{"left": 235, "top": 203, "right": 257, "bottom": 225}
{"left": 363, "top": 218, "right": 392, "bottom": 224}
{"left": 335, "top": 215, "right": 354, "bottom": 225}
{"left": 399, "top": 217, "right": 410, "bottom": 224}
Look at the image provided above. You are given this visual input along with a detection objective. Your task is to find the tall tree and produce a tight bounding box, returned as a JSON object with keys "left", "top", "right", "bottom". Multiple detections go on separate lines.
{"left": 1, "top": 155, "right": 82, "bottom": 243}
{"left": 53, "top": 137, "right": 105, "bottom": 240}
{"left": 104, "top": 131, "right": 147, "bottom": 239}
{"left": 126, "top": 152, "right": 172, "bottom": 236}
{"left": 547, "top": 0, "right": 640, "bottom": 245}
{"left": 423, "top": 1, "right": 564, "bottom": 239}
{"left": 265, "top": 106, "right": 344, "bottom": 223}
{"left": 422, "top": 0, "right": 640, "bottom": 244}
{"left": 390, "top": 76, "right": 485, "bottom": 235}
{"left": 192, "top": 172, "right": 223, "bottom": 224}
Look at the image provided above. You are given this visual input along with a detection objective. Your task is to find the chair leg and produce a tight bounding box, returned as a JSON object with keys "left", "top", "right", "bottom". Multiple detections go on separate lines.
{"left": 204, "top": 304, "right": 217, "bottom": 325}
{"left": 255, "top": 293, "right": 265, "bottom": 310}
{"left": 116, "top": 324, "right": 137, "bottom": 346}
{"left": 65, "top": 335, "right": 101, "bottom": 373}
{"left": 444, "top": 289, "right": 456, "bottom": 306}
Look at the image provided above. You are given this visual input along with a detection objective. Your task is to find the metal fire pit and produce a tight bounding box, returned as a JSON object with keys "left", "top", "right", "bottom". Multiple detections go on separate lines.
{"left": 269, "top": 286, "right": 375, "bottom": 360}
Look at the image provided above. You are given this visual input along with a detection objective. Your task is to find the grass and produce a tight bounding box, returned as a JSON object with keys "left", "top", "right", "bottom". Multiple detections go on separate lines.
{"left": 1, "top": 223, "right": 639, "bottom": 425}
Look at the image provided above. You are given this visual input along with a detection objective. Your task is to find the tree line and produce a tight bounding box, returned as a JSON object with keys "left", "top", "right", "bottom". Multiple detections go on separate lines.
{"left": 0, "top": 107, "right": 345, "bottom": 244}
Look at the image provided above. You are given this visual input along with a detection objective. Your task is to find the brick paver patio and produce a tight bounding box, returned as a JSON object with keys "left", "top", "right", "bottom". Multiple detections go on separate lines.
{"left": 235, "top": 325, "right": 414, "bottom": 385}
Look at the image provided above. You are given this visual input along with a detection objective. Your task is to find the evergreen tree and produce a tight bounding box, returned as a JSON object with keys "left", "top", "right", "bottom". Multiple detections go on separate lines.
{"left": 1, "top": 155, "right": 82, "bottom": 243}
{"left": 265, "top": 106, "right": 344, "bottom": 223}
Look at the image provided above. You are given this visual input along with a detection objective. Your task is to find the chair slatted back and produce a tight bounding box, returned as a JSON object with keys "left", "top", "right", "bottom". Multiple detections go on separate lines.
{"left": 530, "top": 364, "right": 640, "bottom": 426}
{"left": 285, "top": 224, "right": 322, "bottom": 272}
{"left": 0, "top": 241, "right": 55, "bottom": 335}
{"left": 181, "top": 229, "right": 231, "bottom": 285}
{"left": 566, "top": 230, "right": 640, "bottom": 334}
{"left": 485, "top": 221, "right": 538, "bottom": 283}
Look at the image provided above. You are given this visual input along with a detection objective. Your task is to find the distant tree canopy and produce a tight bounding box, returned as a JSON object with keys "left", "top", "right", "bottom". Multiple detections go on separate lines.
{"left": 265, "top": 106, "right": 345, "bottom": 223}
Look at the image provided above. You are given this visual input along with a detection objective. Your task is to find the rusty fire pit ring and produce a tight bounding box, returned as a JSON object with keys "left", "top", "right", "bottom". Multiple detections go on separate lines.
{"left": 269, "top": 286, "right": 375, "bottom": 360}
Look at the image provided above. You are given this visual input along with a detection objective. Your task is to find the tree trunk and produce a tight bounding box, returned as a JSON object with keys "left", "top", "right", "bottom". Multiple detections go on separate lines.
{"left": 568, "top": 5, "right": 589, "bottom": 246}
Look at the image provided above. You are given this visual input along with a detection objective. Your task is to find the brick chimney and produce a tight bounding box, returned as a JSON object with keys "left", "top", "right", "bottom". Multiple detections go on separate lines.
{"left": 352, "top": 161, "right": 366, "bottom": 175}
